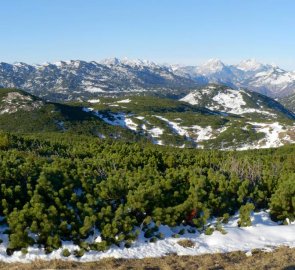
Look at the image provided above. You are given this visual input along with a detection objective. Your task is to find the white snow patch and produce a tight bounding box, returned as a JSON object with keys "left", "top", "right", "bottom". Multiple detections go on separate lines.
{"left": 82, "top": 107, "right": 137, "bottom": 131}
{"left": 211, "top": 90, "right": 246, "bottom": 114}
{"left": 117, "top": 99, "right": 131, "bottom": 103}
{"left": 192, "top": 126, "right": 214, "bottom": 141}
{"left": 82, "top": 107, "right": 94, "bottom": 113}
{"left": 155, "top": 116, "right": 215, "bottom": 143}
{"left": 149, "top": 127, "right": 164, "bottom": 138}
{"left": 156, "top": 116, "right": 188, "bottom": 136}
{"left": 88, "top": 99, "right": 100, "bottom": 103}
{"left": 125, "top": 118, "right": 138, "bottom": 131}
{"left": 141, "top": 124, "right": 164, "bottom": 145}
{"left": 85, "top": 87, "right": 105, "bottom": 93}
{"left": 0, "top": 211, "right": 294, "bottom": 262}
{"left": 181, "top": 92, "right": 200, "bottom": 105}
{"left": 237, "top": 122, "right": 295, "bottom": 150}
{"left": 181, "top": 89, "right": 276, "bottom": 116}
{"left": 180, "top": 86, "right": 218, "bottom": 106}
{"left": 135, "top": 116, "right": 145, "bottom": 120}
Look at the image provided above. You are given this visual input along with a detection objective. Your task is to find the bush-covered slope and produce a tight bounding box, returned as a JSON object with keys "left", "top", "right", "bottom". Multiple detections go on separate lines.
{"left": 0, "top": 132, "right": 294, "bottom": 255}
{"left": 0, "top": 87, "right": 294, "bottom": 150}
{"left": 82, "top": 91, "right": 295, "bottom": 149}
{"left": 0, "top": 88, "right": 144, "bottom": 142}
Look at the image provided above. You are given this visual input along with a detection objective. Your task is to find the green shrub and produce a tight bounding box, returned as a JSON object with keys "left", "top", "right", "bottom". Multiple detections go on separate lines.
{"left": 270, "top": 174, "right": 295, "bottom": 222}
{"left": 222, "top": 213, "right": 230, "bottom": 224}
{"left": 74, "top": 249, "right": 85, "bottom": 258}
{"left": 150, "top": 237, "right": 157, "bottom": 243}
{"left": 215, "top": 222, "right": 227, "bottom": 235}
{"left": 0, "top": 132, "right": 293, "bottom": 253}
{"left": 125, "top": 240, "right": 133, "bottom": 248}
{"left": 144, "top": 229, "right": 153, "bottom": 238}
{"left": 21, "top": 248, "right": 28, "bottom": 255}
{"left": 178, "top": 229, "right": 185, "bottom": 235}
{"left": 205, "top": 227, "right": 214, "bottom": 235}
{"left": 90, "top": 241, "right": 109, "bottom": 252}
{"left": 62, "top": 248, "right": 71, "bottom": 257}
{"left": 238, "top": 203, "right": 255, "bottom": 227}
{"left": 45, "top": 246, "right": 53, "bottom": 254}
{"left": 79, "top": 241, "right": 90, "bottom": 251}
{"left": 0, "top": 133, "right": 10, "bottom": 150}
{"left": 155, "top": 232, "right": 164, "bottom": 239}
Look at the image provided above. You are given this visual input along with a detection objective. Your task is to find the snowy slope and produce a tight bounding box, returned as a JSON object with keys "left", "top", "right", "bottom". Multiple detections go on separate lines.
{"left": 237, "top": 122, "right": 295, "bottom": 150}
{"left": 80, "top": 91, "right": 295, "bottom": 150}
{"left": 178, "top": 86, "right": 295, "bottom": 149}
{"left": 180, "top": 85, "right": 295, "bottom": 118}
{"left": 0, "top": 211, "right": 294, "bottom": 262}
{"left": 0, "top": 90, "right": 43, "bottom": 115}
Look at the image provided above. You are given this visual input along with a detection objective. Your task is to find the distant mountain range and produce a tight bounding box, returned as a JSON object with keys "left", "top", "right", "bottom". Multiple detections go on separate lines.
{"left": 0, "top": 58, "right": 295, "bottom": 101}
{"left": 0, "top": 59, "right": 196, "bottom": 101}
{"left": 279, "top": 92, "right": 295, "bottom": 113}
{"left": 173, "top": 58, "right": 295, "bottom": 98}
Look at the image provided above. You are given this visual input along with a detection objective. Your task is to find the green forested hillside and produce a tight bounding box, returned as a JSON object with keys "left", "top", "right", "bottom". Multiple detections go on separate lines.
{"left": 0, "top": 88, "right": 294, "bottom": 150}
{"left": 0, "top": 89, "right": 144, "bottom": 142}
{"left": 0, "top": 132, "right": 294, "bottom": 255}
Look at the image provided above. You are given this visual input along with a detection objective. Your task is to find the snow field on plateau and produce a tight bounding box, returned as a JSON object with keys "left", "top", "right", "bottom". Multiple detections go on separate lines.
{"left": 155, "top": 116, "right": 217, "bottom": 143}
{"left": 0, "top": 211, "right": 294, "bottom": 262}
{"left": 180, "top": 88, "right": 277, "bottom": 116}
{"left": 237, "top": 122, "right": 295, "bottom": 150}
{"left": 82, "top": 107, "right": 224, "bottom": 146}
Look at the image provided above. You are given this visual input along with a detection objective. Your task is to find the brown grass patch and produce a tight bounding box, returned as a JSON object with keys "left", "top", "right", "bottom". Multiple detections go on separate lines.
{"left": 177, "top": 239, "right": 195, "bottom": 248}
{"left": 0, "top": 246, "right": 294, "bottom": 270}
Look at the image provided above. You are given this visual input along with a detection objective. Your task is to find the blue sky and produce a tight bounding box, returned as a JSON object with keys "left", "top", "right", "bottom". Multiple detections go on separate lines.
{"left": 1, "top": 0, "right": 295, "bottom": 69}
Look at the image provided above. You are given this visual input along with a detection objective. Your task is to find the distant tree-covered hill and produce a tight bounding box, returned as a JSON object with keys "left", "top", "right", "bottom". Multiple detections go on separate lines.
{"left": 0, "top": 87, "right": 294, "bottom": 150}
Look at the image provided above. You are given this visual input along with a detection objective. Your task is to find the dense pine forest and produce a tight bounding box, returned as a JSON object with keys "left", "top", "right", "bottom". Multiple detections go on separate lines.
{"left": 0, "top": 132, "right": 294, "bottom": 256}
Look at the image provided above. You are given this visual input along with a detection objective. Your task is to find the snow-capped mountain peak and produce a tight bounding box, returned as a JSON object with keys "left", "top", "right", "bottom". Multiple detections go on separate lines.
{"left": 120, "top": 57, "right": 157, "bottom": 68}
{"left": 99, "top": 57, "right": 121, "bottom": 66}
{"left": 197, "top": 58, "right": 225, "bottom": 74}
{"left": 236, "top": 58, "right": 264, "bottom": 71}
{"left": 100, "top": 57, "right": 158, "bottom": 68}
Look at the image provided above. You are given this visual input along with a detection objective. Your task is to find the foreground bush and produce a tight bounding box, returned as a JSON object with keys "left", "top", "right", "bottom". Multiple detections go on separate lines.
{"left": 270, "top": 174, "right": 295, "bottom": 222}
{"left": 0, "top": 132, "right": 294, "bottom": 253}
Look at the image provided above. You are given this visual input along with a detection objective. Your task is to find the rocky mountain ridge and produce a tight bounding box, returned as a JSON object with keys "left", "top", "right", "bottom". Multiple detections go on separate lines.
{"left": 0, "top": 58, "right": 294, "bottom": 101}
